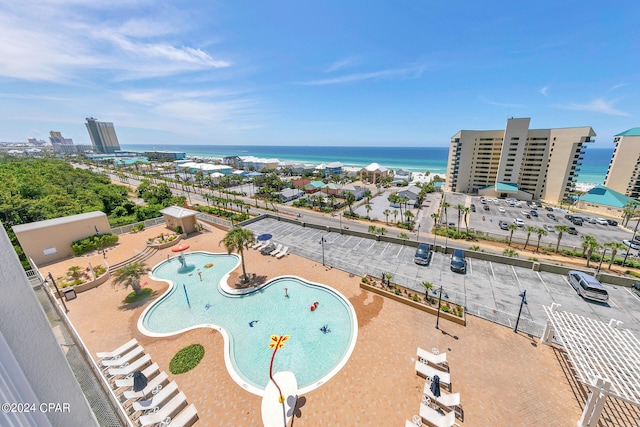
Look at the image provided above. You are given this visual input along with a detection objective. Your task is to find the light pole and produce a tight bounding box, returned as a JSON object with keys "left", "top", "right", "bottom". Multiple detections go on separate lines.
{"left": 46, "top": 272, "right": 68, "bottom": 313}
{"left": 596, "top": 248, "right": 609, "bottom": 276}
{"left": 435, "top": 286, "right": 443, "bottom": 330}
{"left": 514, "top": 290, "right": 527, "bottom": 333}
{"left": 417, "top": 224, "right": 421, "bottom": 242}
{"left": 623, "top": 219, "right": 640, "bottom": 267}
{"left": 319, "top": 236, "right": 327, "bottom": 266}
{"left": 94, "top": 226, "right": 105, "bottom": 258}
{"left": 339, "top": 213, "right": 342, "bottom": 232}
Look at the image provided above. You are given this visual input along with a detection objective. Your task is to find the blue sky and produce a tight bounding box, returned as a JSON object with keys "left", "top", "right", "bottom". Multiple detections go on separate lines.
{"left": 0, "top": 0, "right": 638, "bottom": 147}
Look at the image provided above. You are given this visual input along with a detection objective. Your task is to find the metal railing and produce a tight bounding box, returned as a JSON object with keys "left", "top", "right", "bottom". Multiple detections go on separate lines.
{"left": 111, "top": 217, "right": 166, "bottom": 235}
{"left": 195, "top": 211, "right": 232, "bottom": 229}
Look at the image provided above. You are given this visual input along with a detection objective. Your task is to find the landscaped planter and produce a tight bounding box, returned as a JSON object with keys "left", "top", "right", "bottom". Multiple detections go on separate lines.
{"left": 60, "top": 271, "right": 110, "bottom": 295}
{"left": 360, "top": 282, "right": 466, "bottom": 326}
{"left": 146, "top": 233, "right": 185, "bottom": 249}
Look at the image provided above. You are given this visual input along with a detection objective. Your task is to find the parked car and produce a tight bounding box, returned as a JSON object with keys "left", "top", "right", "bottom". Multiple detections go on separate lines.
{"left": 498, "top": 207, "right": 505, "bottom": 213}
{"left": 545, "top": 206, "right": 554, "bottom": 211}
{"left": 633, "top": 235, "right": 640, "bottom": 243}
{"left": 514, "top": 218, "right": 525, "bottom": 227}
{"left": 565, "top": 214, "right": 574, "bottom": 221}
{"left": 632, "top": 283, "right": 640, "bottom": 296}
{"left": 448, "top": 222, "right": 456, "bottom": 229}
{"left": 530, "top": 210, "right": 538, "bottom": 217}
{"left": 595, "top": 218, "right": 609, "bottom": 225}
{"left": 414, "top": 243, "right": 432, "bottom": 265}
{"left": 543, "top": 225, "right": 555, "bottom": 232}
{"left": 584, "top": 217, "right": 597, "bottom": 224}
{"left": 572, "top": 218, "right": 583, "bottom": 226}
{"left": 470, "top": 204, "right": 476, "bottom": 212}
{"left": 483, "top": 204, "right": 490, "bottom": 211}
{"left": 567, "top": 227, "right": 578, "bottom": 235}
{"left": 606, "top": 219, "right": 618, "bottom": 226}
{"left": 547, "top": 213, "right": 557, "bottom": 220}
{"left": 450, "top": 249, "right": 467, "bottom": 274}
{"left": 567, "top": 271, "right": 609, "bottom": 303}
{"left": 499, "top": 220, "right": 509, "bottom": 230}
{"left": 623, "top": 240, "right": 640, "bottom": 250}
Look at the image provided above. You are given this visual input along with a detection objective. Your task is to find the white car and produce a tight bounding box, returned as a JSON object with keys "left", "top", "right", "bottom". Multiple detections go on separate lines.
{"left": 513, "top": 218, "right": 525, "bottom": 227}
{"left": 595, "top": 218, "right": 609, "bottom": 225}
{"left": 623, "top": 240, "right": 640, "bottom": 250}
{"left": 498, "top": 207, "right": 505, "bottom": 213}
{"left": 543, "top": 225, "right": 555, "bottom": 233}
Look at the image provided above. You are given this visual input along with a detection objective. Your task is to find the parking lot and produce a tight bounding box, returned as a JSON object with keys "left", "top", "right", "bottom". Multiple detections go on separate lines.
{"left": 245, "top": 217, "right": 640, "bottom": 337}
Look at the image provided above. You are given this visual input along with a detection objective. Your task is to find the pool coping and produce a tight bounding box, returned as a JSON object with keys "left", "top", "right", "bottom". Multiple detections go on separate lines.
{"left": 136, "top": 250, "right": 359, "bottom": 397}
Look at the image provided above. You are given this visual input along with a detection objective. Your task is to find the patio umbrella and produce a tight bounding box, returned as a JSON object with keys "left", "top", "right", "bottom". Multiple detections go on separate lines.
{"left": 257, "top": 233, "right": 272, "bottom": 241}
{"left": 430, "top": 374, "right": 441, "bottom": 398}
{"left": 132, "top": 370, "right": 148, "bottom": 397}
{"left": 171, "top": 243, "right": 190, "bottom": 252}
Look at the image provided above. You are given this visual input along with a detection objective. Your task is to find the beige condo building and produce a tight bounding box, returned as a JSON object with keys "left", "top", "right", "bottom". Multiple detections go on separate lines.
{"left": 446, "top": 118, "right": 596, "bottom": 202}
{"left": 603, "top": 128, "right": 640, "bottom": 199}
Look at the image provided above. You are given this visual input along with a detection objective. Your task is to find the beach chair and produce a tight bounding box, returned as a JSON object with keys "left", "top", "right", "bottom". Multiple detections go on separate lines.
{"left": 275, "top": 246, "right": 289, "bottom": 259}
{"left": 131, "top": 381, "right": 179, "bottom": 415}
{"left": 166, "top": 404, "right": 198, "bottom": 427}
{"left": 250, "top": 240, "right": 262, "bottom": 249}
{"left": 270, "top": 243, "right": 283, "bottom": 256}
{"left": 96, "top": 338, "right": 138, "bottom": 361}
{"left": 419, "top": 401, "right": 458, "bottom": 427}
{"left": 417, "top": 347, "right": 449, "bottom": 372}
{"left": 107, "top": 354, "right": 151, "bottom": 380}
{"left": 113, "top": 363, "right": 159, "bottom": 390}
{"left": 415, "top": 361, "right": 451, "bottom": 391}
{"left": 423, "top": 382, "right": 461, "bottom": 414}
{"left": 255, "top": 240, "right": 270, "bottom": 250}
{"left": 101, "top": 345, "right": 145, "bottom": 368}
{"left": 121, "top": 371, "right": 169, "bottom": 404}
{"left": 138, "top": 392, "right": 187, "bottom": 427}
{"left": 405, "top": 414, "right": 422, "bottom": 426}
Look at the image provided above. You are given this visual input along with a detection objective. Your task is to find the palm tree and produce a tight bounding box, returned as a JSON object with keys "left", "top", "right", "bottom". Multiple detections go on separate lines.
{"left": 622, "top": 201, "right": 640, "bottom": 227}
{"left": 405, "top": 210, "right": 414, "bottom": 225}
{"left": 554, "top": 225, "right": 569, "bottom": 253}
{"left": 463, "top": 207, "right": 470, "bottom": 234}
{"left": 364, "top": 189, "right": 372, "bottom": 203}
{"left": 365, "top": 203, "right": 372, "bottom": 219}
{"left": 343, "top": 191, "right": 356, "bottom": 214}
{"left": 430, "top": 212, "right": 439, "bottom": 232}
{"left": 507, "top": 223, "right": 518, "bottom": 246}
{"left": 535, "top": 227, "right": 547, "bottom": 253}
{"left": 604, "top": 242, "right": 626, "bottom": 270}
{"left": 580, "top": 235, "right": 594, "bottom": 258}
{"left": 393, "top": 209, "right": 399, "bottom": 223}
{"left": 422, "top": 281, "right": 434, "bottom": 300}
{"left": 112, "top": 262, "right": 147, "bottom": 295}
{"left": 221, "top": 227, "right": 255, "bottom": 282}
{"left": 383, "top": 209, "right": 391, "bottom": 224}
{"left": 585, "top": 238, "right": 601, "bottom": 268}
{"left": 441, "top": 201, "right": 450, "bottom": 229}
{"left": 523, "top": 225, "right": 536, "bottom": 250}
{"left": 455, "top": 204, "right": 465, "bottom": 232}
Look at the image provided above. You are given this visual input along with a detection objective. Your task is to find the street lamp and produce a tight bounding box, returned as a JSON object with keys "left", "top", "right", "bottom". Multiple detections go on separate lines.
{"left": 417, "top": 224, "right": 421, "bottom": 242}
{"left": 435, "top": 286, "right": 444, "bottom": 330}
{"left": 46, "top": 272, "right": 68, "bottom": 313}
{"left": 319, "top": 236, "right": 327, "bottom": 266}
{"left": 514, "top": 290, "right": 528, "bottom": 333}
{"left": 94, "top": 225, "right": 105, "bottom": 258}
{"left": 622, "top": 219, "right": 640, "bottom": 267}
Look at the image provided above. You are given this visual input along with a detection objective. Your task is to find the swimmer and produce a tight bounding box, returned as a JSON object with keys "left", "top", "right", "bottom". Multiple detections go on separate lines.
{"left": 284, "top": 287, "right": 289, "bottom": 298}
{"left": 205, "top": 303, "right": 212, "bottom": 310}
{"left": 198, "top": 271, "right": 202, "bottom": 281}
{"left": 249, "top": 320, "right": 259, "bottom": 327}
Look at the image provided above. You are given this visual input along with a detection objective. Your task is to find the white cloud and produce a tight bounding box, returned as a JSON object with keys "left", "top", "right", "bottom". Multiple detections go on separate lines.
{"left": 324, "top": 58, "right": 360, "bottom": 73}
{"left": 299, "top": 65, "right": 428, "bottom": 86}
{"left": 559, "top": 98, "right": 629, "bottom": 116}
{"left": 540, "top": 86, "right": 549, "bottom": 96}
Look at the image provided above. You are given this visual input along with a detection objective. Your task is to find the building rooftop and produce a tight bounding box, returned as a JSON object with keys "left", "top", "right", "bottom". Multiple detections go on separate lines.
{"left": 12, "top": 211, "right": 106, "bottom": 233}
{"left": 614, "top": 128, "right": 640, "bottom": 137}
{"left": 578, "top": 185, "right": 636, "bottom": 208}
{"left": 159, "top": 206, "right": 197, "bottom": 219}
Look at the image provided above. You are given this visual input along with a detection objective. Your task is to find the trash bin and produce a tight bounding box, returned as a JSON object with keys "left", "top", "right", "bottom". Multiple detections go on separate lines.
{"left": 63, "top": 288, "right": 77, "bottom": 301}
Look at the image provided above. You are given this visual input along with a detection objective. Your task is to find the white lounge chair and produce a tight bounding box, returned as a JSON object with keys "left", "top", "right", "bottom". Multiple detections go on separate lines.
{"left": 415, "top": 361, "right": 451, "bottom": 391}
{"left": 166, "top": 404, "right": 198, "bottom": 427}
{"left": 250, "top": 240, "right": 262, "bottom": 249}
{"left": 114, "top": 363, "right": 159, "bottom": 390}
{"left": 419, "top": 402, "right": 458, "bottom": 427}
{"left": 121, "top": 372, "right": 168, "bottom": 404}
{"left": 417, "top": 347, "right": 449, "bottom": 372}
{"left": 256, "top": 240, "right": 270, "bottom": 250}
{"left": 96, "top": 338, "right": 138, "bottom": 360}
{"left": 275, "top": 246, "right": 289, "bottom": 259}
{"left": 423, "top": 382, "right": 461, "bottom": 411}
{"left": 101, "top": 345, "right": 145, "bottom": 368}
{"left": 405, "top": 414, "right": 422, "bottom": 426}
{"left": 138, "top": 392, "right": 187, "bottom": 427}
{"left": 131, "top": 381, "right": 179, "bottom": 414}
{"left": 270, "top": 243, "right": 283, "bottom": 256}
{"left": 107, "top": 354, "right": 151, "bottom": 379}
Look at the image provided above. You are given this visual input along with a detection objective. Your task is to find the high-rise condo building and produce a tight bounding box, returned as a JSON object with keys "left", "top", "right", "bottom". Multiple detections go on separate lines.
{"left": 85, "top": 117, "right": 121, "bottom": 154}
{"left": 603, "top": 128, "right": 640, "bottom": 199}
{"left": 446, "top": 118, "right": 595, "bottom": 203}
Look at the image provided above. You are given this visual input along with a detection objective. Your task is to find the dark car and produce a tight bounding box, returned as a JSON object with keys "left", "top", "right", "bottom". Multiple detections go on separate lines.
{"left": 483, "top": 204, "right": 490, "bottom": 211}
{"left": 565, "top": 214, "right": 574, "bottom": 221}
{"left": 567, "top": 226, "right": 578, "bottom": 235}
{"left": 632, "top": 283, "right": 640, "bottom": 296}
{"left": 607, "top": 219, "right": 618, "bottom": 226}
{"left": 499, "top": 220, "right": 509, "bottom": 230}
{"left": 530, "top": 210, "right": 538, "bottom": 217}
{"left": 450, "top": 249, "right": 467, "bottom": 274}
{"left": 572, "top": 218, "right": 583, "bottom": 226}
{"left": 470, "top": 204, "right": 476, "bottom": 212}
{"left": 547, "top": 213, "right": 557, "bottom": 220}
{"left": 414, "top": 243, "right": 432, "bottom": 266}
{"left": 545, "top": 206, "right": 554, "bottom": 211}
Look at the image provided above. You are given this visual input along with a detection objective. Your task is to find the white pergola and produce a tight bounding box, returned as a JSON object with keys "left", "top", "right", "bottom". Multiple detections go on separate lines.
{"left": 542, "top": 303, "right": 640, "bottom": 427}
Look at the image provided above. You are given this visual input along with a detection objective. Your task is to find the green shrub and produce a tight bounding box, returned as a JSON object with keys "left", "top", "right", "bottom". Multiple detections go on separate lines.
{"left": 124, "top": 287, "right": 153, "bottom": 303}
{"left": 169, "top": 344, "right": 205, "bottom": 374}
{"left": 71, "top": 233, "right": 119, "bottom": 255}
{"left": 441, "top": 305, "right": 450, "bottom": 313}
{"left": 175, "top": 225, "right": 183, "bottom": 234}
{"left": 412, "top": 295, "right": 420, "bottom": 302}
{"left": 394, "top": 289, "right": 401, "bottom": 295}
{"left": 361, "top": 276, "right": 368, "bottom": 283}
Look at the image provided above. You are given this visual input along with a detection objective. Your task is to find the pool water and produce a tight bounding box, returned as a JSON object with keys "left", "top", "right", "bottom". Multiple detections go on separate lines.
{"left": 140, "top": 252, "right": 357, "bottom": 393}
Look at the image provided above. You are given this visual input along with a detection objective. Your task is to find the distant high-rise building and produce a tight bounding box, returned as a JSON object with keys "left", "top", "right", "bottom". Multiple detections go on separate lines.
{"left": 85, "top": 117, "right": 120, "bottom": 154}
{"left": 49, "top": 130, "right": 77, "bottom": 154}
{"left": 446, "top": 118, "right": 595, "bottom": 202}
{"left": 603, "top": 128, "right": 640, "bottom": 199}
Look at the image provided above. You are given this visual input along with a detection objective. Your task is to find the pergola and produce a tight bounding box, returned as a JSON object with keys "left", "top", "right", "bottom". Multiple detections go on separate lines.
{"left": 542, "top": 303, "right": 640, "bottom": 426}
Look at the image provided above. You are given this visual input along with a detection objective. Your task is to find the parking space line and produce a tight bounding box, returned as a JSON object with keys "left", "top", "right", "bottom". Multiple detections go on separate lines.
{"left": 365, "top": 241, "right": 377, "bottom": 252}
{"left": 535, "top": 272, "right": 556, "bottom": 303}
{"left": 352, "top": 238, "right": 365, "bottom": 251}
{"left": 339, "top": 236, "right": 352, "bottom": 246}
{"left": 328, "top": 235, "right": 341, "bottom": 244}
{"left": 511, "top": 266, "right": 522, "bottom": 289}
{"left": 626, "top": 287, "right": 640, "bottom": 303}
{"left": 489, "top": 261, "right": 496, "bottom": 281}
{"left": 467, "top": 258, "right": 472, "bottom": 275}
{"left": 395, "top": 246, "right": 404, "bottom": 258}
{"left": 379, "top": 242, "right": 390, "bottom": 257}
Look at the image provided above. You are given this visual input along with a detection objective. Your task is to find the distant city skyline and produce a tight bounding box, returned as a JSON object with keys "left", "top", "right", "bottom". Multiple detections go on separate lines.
{"left": 0, "top": 1, "right": 638, "bottom": 147}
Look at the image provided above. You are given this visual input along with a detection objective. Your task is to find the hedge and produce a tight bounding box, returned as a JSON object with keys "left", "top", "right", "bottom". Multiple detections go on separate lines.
{"left": 71, "top": 233, "right": 119, "bottom": 255}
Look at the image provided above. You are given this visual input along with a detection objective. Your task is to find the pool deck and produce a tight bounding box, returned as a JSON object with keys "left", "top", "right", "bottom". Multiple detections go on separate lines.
{"left": 47, "top": 224, "right": 586, "bottom": 426}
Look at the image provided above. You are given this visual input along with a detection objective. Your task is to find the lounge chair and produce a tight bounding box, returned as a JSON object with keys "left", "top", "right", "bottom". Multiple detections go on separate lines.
{"left": 131, "top": 381, "right": 179, "bottom": 414}
{"left": 250, "top": 240, "right": 262, "bottom": 249}
{"left": 415, "top": 361, "right": 451, "bottom": 391}
{"left": 269, "top": 243, "right": 283, "bottom": 256}
{"left": 96, "top": 338, "right": 138, "bottom": 360}
{"left": 417, "top": 347, "right": 449, "bottom": 372}
{"left": 138, "top": 392, "right": 187, "bottom": 427}
{"left": 107, "top": 354, "right": 151, "bottom": 379}
{"left": 419, "top": 402, "right": 458, "bottom": 427}
{"left": 405, "top": 414, "right": 422, "bottom": 426}
{"left": 114, "top": 363, "right": 159, "bottom": 390}
{"left": 121, "top": 371, "right": 169, "bottom": 404}
{"left": 275, "top": 246, "right": 289, "bottom": 259}
{"left": 166, "top": 404, "right": 198, "bottom": 427}
{"left": 423, "top": 382, "right": 461, "bottom": 412}
{"left": 255, "top": 240, "right": 270, "bottom": 250}
{"left": 101, "top": 345, "right": 145, "bottom": 368}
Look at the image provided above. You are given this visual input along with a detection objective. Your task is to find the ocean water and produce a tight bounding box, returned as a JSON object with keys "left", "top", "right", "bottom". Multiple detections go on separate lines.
{"left": 122, "top": 144, "right": 612, "bottom": 185}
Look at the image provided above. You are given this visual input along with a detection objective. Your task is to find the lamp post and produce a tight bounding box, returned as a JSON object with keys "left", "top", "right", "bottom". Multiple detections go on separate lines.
{"left": 319, "top": 236, "right": 327, "bottom": 266}
{"left": 435, "top": 286, "right": 444, "bottom": 330}
{"left": 623, "top": 219, "right": 640, "bottom": 267}
{"left": 514, "top": 290, "right": 527, "bottom": 333}
{"left": 46, "top": 272, "right": 68, "bottom": 313}
{"left": 94, "top": 226, "right": 105, "bottom": 258}
{"left": 339, "top": 213, "right": 342, "bottom": 232}
{"left": 417, "top": 224, "right": 421, "bottom": 242}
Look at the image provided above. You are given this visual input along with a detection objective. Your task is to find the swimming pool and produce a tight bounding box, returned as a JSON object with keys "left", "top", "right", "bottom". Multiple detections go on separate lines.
{"left": 138, "top": 252, "right": 358, "bottom": 395}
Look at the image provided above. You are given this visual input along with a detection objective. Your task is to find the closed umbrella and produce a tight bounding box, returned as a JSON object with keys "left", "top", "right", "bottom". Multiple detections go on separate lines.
{"left": 430, "top": 374, "right": 441, "bottom": 398}
{"left": 257, "top": 233, "right": 272, "bottom": 241}
{"left": 133, "top": 370, "right": 149, "bottom": 397}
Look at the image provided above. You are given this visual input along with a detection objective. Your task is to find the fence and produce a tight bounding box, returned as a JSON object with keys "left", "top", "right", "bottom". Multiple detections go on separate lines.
{"left": 110, "top": 216, "right": 166, "bottom": 235}
{"left": 195, "top": 212, "right": 233, "bottom": 229}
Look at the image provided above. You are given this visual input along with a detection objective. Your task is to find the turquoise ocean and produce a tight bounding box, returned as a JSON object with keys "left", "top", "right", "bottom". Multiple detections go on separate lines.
{"left": 122, "top": 144, "right": 612, "bottom": 185}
